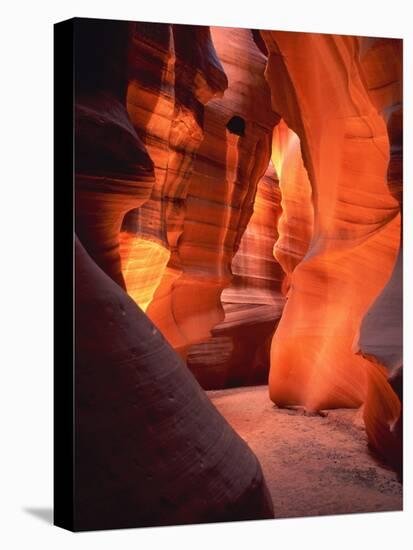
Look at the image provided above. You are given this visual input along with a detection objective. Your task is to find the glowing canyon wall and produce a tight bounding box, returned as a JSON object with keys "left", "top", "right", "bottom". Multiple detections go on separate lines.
{"left": 187, "top": 163, "right": 285, "bottom": 388}
{"left": 120, "top": 23, "right": 228, "bottom": 311}
{"left": 73, "top": 19, "right": 274, "bottom": 528}
{"left": 74, "top": 20, "right": 155, "bottom": 289}
{"left": 74, "top": 18, "right": 402, "bottom": 477}
{"left": 261, "top": 31, "right": 402, "bottom": 467}
{"left": 116, "top": 24, "right": 280, "bottom": 360}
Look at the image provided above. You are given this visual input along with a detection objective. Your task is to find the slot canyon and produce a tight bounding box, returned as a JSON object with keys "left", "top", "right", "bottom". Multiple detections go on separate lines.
{"left": 73, "top": 18, "right": 402, "bottom": 530}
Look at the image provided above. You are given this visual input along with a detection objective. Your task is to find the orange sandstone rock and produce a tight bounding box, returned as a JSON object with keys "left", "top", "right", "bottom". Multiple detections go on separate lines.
{"left": 187, "top": 163, "right": 284, "bottom": 388}
{"left": 148, "top": 26, "right": 279, "bottom": 353}
{"left": 261, "top": 32, "right": 401, "bottom": 418}
{"left": 271, "top": 120, "right": 314, "bottom": 296}
{"left": 74, "top": 19, "right": 155, "bottom": 288}
{"left": 356, "top": 36, "right": 403, "bottom": 471}
{"left": 120, "top": 24, "right": 228, "bottom": 309}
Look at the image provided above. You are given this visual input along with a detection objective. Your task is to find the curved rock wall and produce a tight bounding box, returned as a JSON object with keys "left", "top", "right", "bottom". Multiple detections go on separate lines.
{"left": 75, "top": 237, "right": 274, "bottom": 530}
{"left": 119, "top": 23, "right": 228, "bottom": 310}
{"left": 261, "top": 31, "right": 401, "bottom": 462}
{"left": 356, "top": 37, "right": 403, "bottom": 371}
{"left": 271, "top": 120, "right": 314, "bottom": 296}
{"left": 73, "top": 21, "right": 275, "bottom": 528}
{"left": 187, "top": 163, "right": 284, "bottom": 388}
{"left": 147, "top": 26, "right": 279, "bottom": 353}
{"left": 355, "top": 37, "right": 403, "bottom": 472}
{"left": 74, "top": 19, "right": 155, "bottom": 288}
{"left": 73, "top": 20, "right": 402, "bottom": 478}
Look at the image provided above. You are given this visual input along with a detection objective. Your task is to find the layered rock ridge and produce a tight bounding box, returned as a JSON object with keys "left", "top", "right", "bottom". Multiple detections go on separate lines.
{"left": 73, "top": 20, "right": 275, "bottom": 529}
{"left": 145, "top": 26, "right": 280, "bottom": 357}
{"left": 356, "top": 37, "right": 403, "bottom": 472}
{"left": 261, "top": 31, "right": 402, "bottom": 466}
{"left": 119, "top": 23, "right": 228, "bottom": 311}
{"left": 74, "top": 19, "right": 155, "bottom": 288}
{"left": 187, "top": 162, "right": 285, "bottom": 388}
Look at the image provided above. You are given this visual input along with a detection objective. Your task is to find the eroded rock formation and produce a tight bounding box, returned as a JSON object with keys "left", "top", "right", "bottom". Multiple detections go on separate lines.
{"left": 187, "top": 163, "right": 284, "bottom": 388}
{"left": 73, "top": 18, "right": 403, "bottom": 497}
{"left": 120, "top": 23, "right": 228, "bottom": 311}
{"left": 356, "top": 37, "right": 403, "bottom": 472}
{"left": 271, "top": 120, "right": 314, "bottom": 296}
{"left": 261, "top": 31, "right": 402, "bottom": 466}
{"left": 144, "top": 26, "right": 279, "bottom": 354}
{"left": 75, "top": 237, "right": 274, "bottom": 530}
{"left": 73, "top": 20, "right": 276, "bottom": 530}
{"left": 74, "top": 19, "right": 155, "bottom": 288}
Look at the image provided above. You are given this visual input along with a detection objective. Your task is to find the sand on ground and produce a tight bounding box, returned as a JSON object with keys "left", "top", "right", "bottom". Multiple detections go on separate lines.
{"left": 208, "top": 385, "right": 402, "bottom": 518}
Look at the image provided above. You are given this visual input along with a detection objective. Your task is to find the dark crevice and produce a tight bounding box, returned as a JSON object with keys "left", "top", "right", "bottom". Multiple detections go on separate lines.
{"left": 226, "top": 115, "right": 246, "bottom": 137}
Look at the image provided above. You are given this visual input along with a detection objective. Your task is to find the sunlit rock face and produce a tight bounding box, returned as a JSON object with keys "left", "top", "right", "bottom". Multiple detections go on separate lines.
{"left": 74, "top": 19, "right": 155, "bottom": 288}
{"left": 119, "top": 23, "right": 228, "bottom": 310}
{"left": 73, "top": 21, "right": 277, "bottom": 527}
{"left": 146, "top": 26, "right": 279, "bottom": 353}
{"left": 261, "top": 32, "right": 401, "bottom": 458}
{"left": 356, "top": 37, "right": 403, "bottom": 373}
{"left": 75, "top": 237, "right": 274, "bottom": 530}
{"left": 74, "top": 20, "right": 402, "bottom": 479}
{"left": 271, "top": 120, "right": 314, "bottom": 296}
{"left": 355, "top": 37, "right": 403, "bottom": 472}
{"left": 187, "top": 163, "right": 284, "bottom": 388}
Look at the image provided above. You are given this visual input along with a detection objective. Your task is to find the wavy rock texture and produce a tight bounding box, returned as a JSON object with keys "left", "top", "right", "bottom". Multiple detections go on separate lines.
{"left": 74, "top": 19, "right": 155, "bottom": 288}
{"left": 355, "top": 37, "right": 403, "bottom": 471}
{"left": 187, "top": 163, "right": 284, "bottom": 388}
{"left": 75, "top": 236, "right": 274, "bottom": 530}
{"left": 261, "top": 33, "right": 401, "bottom": 445}
{"left": 357, "top": 37, "right": 402, "bottom": 369}
{"left": 271, "top": 120, "right": 314, "bottom": 296}
{"left": 120, "top": 23, "right": 228, "bottom": 310}
{"left": 147, "top": 26, "right": 279, "bottom": 354}
{"left": 73, "top": 20, "right": 402, "bottom": 489}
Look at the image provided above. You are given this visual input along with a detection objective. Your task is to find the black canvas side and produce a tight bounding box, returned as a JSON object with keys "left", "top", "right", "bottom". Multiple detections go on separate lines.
{"left": 53, "top": 17, "right": 75, "bottom": 532}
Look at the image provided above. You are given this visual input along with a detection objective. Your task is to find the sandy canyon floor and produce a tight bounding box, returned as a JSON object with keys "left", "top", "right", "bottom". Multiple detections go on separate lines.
{"left": 208, "top": 385, "right": 402, "bottom": 519}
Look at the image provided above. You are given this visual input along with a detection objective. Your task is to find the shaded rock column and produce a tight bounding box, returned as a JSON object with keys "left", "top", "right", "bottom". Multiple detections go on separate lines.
{"left": 120, "top": 23, "right": 228, "bottom": 311}
{"left": 149, "top": 27, "right": 279, "bottom": 354}
{"left": 75, "top": 236, "right": 274, "bottom": 530}
{"left": 74, "top": 19, "right": 155, "bottom": 288}
{"left": 356, "top": 37, "right": 403, "bottom": 471}
{"left": 187, "top": 163, "right": 284, "bottom": 389}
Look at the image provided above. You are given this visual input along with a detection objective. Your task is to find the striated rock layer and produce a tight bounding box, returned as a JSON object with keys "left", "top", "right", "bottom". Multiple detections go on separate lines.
{"left": 271, "top": 120, "right": 314, "bottom": 297}
{"left": 74, "top": 19, "right": 155, "bottom": 288}
{"left": 187, "top": 163, "right": 285, "bottom": 388}
{"left": 147, "top": 26, "right": 279, "bottom": 355}
{"left": 75, "top": 237, "right": 274, "bottom": 530}
{"left": 120, "top": 23, "right": 228, "bottom": 310}
{"left": 356, "top": 37, "right": 403, "bottom": 472}
{"left": 261, "top": 31, "right": 401, "bottom": 465}
{"left": 73, "top": 20, "right": 402, "bottom": 481}
{"left": 356, "top": 37, "right": 403, "bottom": 372}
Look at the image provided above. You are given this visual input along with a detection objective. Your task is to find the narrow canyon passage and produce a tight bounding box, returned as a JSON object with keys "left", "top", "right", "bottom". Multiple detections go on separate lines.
{"left": 209, "top": 386, "right": 402, "bottom": 517}
{"left": 72, "top": 18, "right": 403, "bottom": 529}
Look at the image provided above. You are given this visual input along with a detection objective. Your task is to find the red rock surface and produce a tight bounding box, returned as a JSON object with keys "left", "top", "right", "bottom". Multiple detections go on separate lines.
{"left": 187, "top": 163, "right": 284, "bottom": 388}
{"left": 145, "top": 26, "right": 279, "bottom": 353}
{"left": 271, "top": 120, "right": 314, "bottom": 296}
{"left": 261, "top": 31, "right": 402, "bottom": 467}
{"left": 73, "top": 20, "right": 403, "bottom": 500}
{"left": 120, "top": 23, "right": 228, "bottom": 310}
{"left": 74, "top": 19, "right": 155, "bottom": 288}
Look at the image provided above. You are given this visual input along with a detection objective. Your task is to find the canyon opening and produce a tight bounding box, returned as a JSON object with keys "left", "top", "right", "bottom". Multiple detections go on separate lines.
{"left": 72, "top": 18, "right": 403, "bottom": 531}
